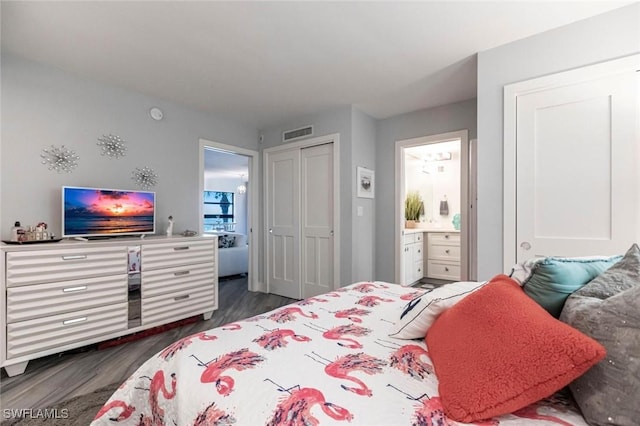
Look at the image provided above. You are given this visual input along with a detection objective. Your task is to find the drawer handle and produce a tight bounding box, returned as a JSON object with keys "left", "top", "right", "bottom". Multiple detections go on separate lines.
{"left": 63, "top": 317, "right": 87, "bottom": 326}
{"left": 174, "top": 271, "right": 190, "bottom": 277}
{"left": 174, "top": 295, "right": 190, "bottom": 301}
{"left": 445, "top": 249, "right": 450, "bottom": 254}
{"left": 62, "top": 255, "right": 87, "bottom": 261}
{"left": 445, "top": 267, "right": 449, "bottom": 272}
{"left": 417, "top": 249, "right": 421, "bottom": 253}
{"left": 444, "top": 235, "right": 449, "bottom": 239}
{"left": 173, "top": 246, "right": 190, "bottom": 251}
{"left": 63, "top": 286, "right": 87, "bottom": 293}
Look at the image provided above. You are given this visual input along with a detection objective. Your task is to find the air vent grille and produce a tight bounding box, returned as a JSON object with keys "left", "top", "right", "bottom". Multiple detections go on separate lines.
{"left": 283, "top": 125, "right": 313, "bottom": 142}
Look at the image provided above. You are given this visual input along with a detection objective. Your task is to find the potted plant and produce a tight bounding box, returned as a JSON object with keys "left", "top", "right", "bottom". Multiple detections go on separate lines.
{"left": 405, "top": 191, "right": 423, "bottom": 228}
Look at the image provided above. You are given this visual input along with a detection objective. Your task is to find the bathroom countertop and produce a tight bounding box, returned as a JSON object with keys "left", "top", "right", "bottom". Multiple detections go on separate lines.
{"left": 404, "top": 227, "right": 460, "bottom": 234}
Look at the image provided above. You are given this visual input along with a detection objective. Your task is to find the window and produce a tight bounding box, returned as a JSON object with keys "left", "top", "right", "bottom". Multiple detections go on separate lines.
{"left": 204, "top": 191, "right": 234, "bottom": 231}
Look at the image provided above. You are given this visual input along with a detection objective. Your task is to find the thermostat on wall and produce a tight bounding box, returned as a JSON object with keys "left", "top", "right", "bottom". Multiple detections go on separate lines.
{"left": 149, "top": 107, "right": 163, "bottom": 121}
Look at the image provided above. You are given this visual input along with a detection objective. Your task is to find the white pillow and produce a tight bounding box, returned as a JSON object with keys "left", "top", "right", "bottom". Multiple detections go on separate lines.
{"left": 388, "top": 281, "right": 486, "bottom": 339}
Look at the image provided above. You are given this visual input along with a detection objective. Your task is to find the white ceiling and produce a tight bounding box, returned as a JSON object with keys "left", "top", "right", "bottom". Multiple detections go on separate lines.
{"left": 204, "top": 148, "right": 249, "bottom": 178}
{"left": 1, "top": 1, "right": 630, "bottom": 129}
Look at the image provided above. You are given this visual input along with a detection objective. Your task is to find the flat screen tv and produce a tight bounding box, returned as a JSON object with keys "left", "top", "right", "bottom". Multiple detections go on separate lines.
{"left": 62, "top": 186, "right": 156, "bottom": 238}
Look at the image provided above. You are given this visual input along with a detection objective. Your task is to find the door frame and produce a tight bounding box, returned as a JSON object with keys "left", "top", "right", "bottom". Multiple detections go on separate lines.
{"left": 503, "top": 53, "right": 639, "bottom": 271}
{"left": 199, "top": 139, "right": 260, "bottom": 291}
{"left": 263, "top": 133, "right": 341, "bottom": 296}
{"left": 395, "top": 130, "right": 471, "bottom": 284}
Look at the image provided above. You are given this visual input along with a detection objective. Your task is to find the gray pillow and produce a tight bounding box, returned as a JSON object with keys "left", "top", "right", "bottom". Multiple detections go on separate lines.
{"left": 574, "top": 243, "right": 640, "bottom": 300}
{"left": 559, "top": 243, "right": 640, "bottom": 426}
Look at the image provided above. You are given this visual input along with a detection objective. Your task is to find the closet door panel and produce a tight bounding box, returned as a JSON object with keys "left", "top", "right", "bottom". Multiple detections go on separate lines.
{"left": 301, "top": 143, "right": 334, "bottom": 298}
{"left": 267, "top": 150, "right": 300, "bottom": 299}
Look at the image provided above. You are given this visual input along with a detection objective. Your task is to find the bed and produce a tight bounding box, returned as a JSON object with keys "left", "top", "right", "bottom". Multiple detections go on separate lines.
{"left": 89, "top": 279, "right": 599, "bottom": 426}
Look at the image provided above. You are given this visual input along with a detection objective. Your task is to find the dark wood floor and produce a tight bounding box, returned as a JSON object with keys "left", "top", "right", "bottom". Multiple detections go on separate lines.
{"left": 0, "top": 276, "right": 295, "bottom": 410}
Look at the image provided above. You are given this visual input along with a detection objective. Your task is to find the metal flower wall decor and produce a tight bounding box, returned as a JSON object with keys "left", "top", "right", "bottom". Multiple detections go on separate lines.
{"left": 97, "top": 134, "right": 127, "bottom": 158}
{"left": 41, "top": 145, "right": 80, "bottom": 173}
{"left": 132, "top": 166, "right": 158, "bottom": 189}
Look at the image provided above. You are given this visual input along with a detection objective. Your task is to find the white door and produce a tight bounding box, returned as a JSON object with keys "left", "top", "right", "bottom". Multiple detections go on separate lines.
{"left": 267, "top": 149, "right": 300, "bottom": 299}
{"left": 515, "top": 70, "right": 638, "bottom": 262}
{"left": 301, "top": 143, "right": 334, "bottom": 298}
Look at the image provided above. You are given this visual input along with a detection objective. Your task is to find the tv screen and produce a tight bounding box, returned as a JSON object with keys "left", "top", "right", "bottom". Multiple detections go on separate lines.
{"left": 62, "top": 186, "right": 156, "bottom": 238}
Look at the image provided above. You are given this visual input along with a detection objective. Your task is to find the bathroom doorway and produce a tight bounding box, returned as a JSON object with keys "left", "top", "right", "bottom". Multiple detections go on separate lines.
{"left": 394, "top": 130, "right": 475, "bottom": 285}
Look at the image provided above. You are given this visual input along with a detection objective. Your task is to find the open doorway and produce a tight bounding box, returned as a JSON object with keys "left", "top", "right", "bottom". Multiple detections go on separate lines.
{"left": 395, "top": 130, "right": 473, "bottom": 286}
{"left": 199, "top": 139, "right": 260, "bottom": 292}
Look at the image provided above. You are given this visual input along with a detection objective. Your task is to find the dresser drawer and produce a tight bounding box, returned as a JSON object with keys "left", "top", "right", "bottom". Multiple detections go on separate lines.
{"left": 6, "top": 303, "right": 128, "bottom": 359}
{"left": 142, "top": 286, "right": 215, "bottom": 325}
{"left": 141, "top": 263, "right": 215, "bottom": 299}
{"left": 141, "top": 240, "right": 215, "bottom": 271}
{"left": 428, "top": 244, "right": 461, "bottom": 261}
{"left": 427, "top": 260, "right": 460, "bottom": 280}
{"left": 5, "top": 246, "right": 127, "bottom": 287}
{"left": 427, "top": 232, "right": 460, "bottom": 245}
{"left": 6, "top": 274, "right": 127, "bottom": 323}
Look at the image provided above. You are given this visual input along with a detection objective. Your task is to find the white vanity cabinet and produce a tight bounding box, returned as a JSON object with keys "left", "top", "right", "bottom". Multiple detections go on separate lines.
{"left": 1, "top": 236, "right": 217, "bottom": 377}
{"left": 402, "top": 232, "right": 425, "bottom": 285}
{"left": 426, "top": 232, "right": 461, "bottom": 280}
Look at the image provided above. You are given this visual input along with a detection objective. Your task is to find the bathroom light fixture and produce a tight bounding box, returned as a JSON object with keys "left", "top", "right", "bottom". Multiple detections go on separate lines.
{"left": 425, "top": 151, "right": 452, "bottom": 162}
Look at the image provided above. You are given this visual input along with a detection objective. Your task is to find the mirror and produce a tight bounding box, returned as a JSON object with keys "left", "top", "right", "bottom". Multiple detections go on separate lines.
{"left": 127, "top": 246, "right": 141, "bottom": 328}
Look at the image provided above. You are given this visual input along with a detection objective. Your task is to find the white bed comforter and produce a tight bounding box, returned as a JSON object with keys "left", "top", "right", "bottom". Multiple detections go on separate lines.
{"left": 91, "top": 282, "right": 587, "bottom": 425}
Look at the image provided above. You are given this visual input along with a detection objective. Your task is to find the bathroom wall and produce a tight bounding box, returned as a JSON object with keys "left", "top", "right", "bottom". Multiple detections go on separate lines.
{"left": 404, "top": 140, "right": 461, "bottom": 229}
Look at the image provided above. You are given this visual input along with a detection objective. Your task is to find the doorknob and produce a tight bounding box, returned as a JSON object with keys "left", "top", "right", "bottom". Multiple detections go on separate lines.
{"left": 269, "top": 228, "right": 273, "bottom": 234}
{"left": 330, "top": 230, "right": 334, "bottom": 236}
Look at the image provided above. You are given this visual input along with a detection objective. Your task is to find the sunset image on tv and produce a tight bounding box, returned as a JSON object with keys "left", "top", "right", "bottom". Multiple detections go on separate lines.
{"left": 63, "top": 187, "right": 155, "bottom": 236}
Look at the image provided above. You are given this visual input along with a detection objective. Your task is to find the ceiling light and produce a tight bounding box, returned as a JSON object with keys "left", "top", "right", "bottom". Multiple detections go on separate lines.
{"left": 237, "top": 174, "right": 247, "bottom": 194}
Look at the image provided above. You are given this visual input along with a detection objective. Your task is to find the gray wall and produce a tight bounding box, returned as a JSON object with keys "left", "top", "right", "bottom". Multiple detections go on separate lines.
{"left": 476, "top": 3, "right": 640, "bottom": 280}
{"left": 260, "top": 106, "right": 370, "bottom": 286}
{"left": 1, "top": 53, "right": 258, "bottom": 240}
{"left": 350, "top": 107, "right": 377, "bottom": 282}
{"left": 374, "top": 98, "right": 477, "bottom": 283}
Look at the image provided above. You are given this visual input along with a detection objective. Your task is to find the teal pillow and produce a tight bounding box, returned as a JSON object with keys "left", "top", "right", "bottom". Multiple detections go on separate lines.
{"left": 523, "top": 256, "right": 621, "bottom": 317}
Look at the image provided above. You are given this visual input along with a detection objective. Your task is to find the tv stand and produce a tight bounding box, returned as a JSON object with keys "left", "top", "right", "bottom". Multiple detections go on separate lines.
{"left": 1, "top": 235, "right": 218, "bottom": 376}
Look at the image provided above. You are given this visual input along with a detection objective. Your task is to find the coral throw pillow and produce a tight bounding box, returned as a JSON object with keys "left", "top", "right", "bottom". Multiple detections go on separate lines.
{"left": 426, "top": 274, "right": 606, "bottom": 423}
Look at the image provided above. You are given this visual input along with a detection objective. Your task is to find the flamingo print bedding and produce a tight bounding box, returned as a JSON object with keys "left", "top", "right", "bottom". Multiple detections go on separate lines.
{"left": 91, "top": 282, "right": 588, "bottom": 425}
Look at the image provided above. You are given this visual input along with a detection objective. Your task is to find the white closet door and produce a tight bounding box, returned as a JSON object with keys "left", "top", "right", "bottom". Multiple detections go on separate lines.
{"left": 301, "top": 143, "right": 334, "bottom": 298}
{"left": 267, "top": 149, "right": 300, "bottom": 299}
{"left": 516, "top": 70, "right": 638, "bottom": 262}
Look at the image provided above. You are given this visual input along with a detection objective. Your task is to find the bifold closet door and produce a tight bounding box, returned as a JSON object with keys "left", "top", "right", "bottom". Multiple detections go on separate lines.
{"left": 301, "top": 143, "right": 334, "bottom": 299}
{"left": 266, "top": 142, "right": 334, "bottom": 300}
{"left": 516, "top": 70, "right": 638, "bottom": 262}
{"left": 267, "top": 149, "right": 300, "bottom": 299}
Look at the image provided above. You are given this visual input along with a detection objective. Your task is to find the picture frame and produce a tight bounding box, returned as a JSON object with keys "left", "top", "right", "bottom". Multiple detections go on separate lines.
{"left": 356, "top": 166, "right": 375, "bottom": 199}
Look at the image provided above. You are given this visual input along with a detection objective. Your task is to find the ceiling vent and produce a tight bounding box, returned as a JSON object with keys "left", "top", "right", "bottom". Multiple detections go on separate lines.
{"left": 283, "top": 125, "right": 313, "bottom": 142}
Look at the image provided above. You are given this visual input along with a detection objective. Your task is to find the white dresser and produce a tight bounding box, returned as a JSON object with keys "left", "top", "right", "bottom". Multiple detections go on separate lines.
{"left": 1, "top": 236, "right": 218, "bottom": 377}
{"left": 426, "top": 232, "right": 461, "bottom": 280}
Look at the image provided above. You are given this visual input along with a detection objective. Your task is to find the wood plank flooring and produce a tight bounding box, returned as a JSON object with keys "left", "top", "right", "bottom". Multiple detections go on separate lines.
{"left": 0, "top": 276, "right": 295, "bottom": 410}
